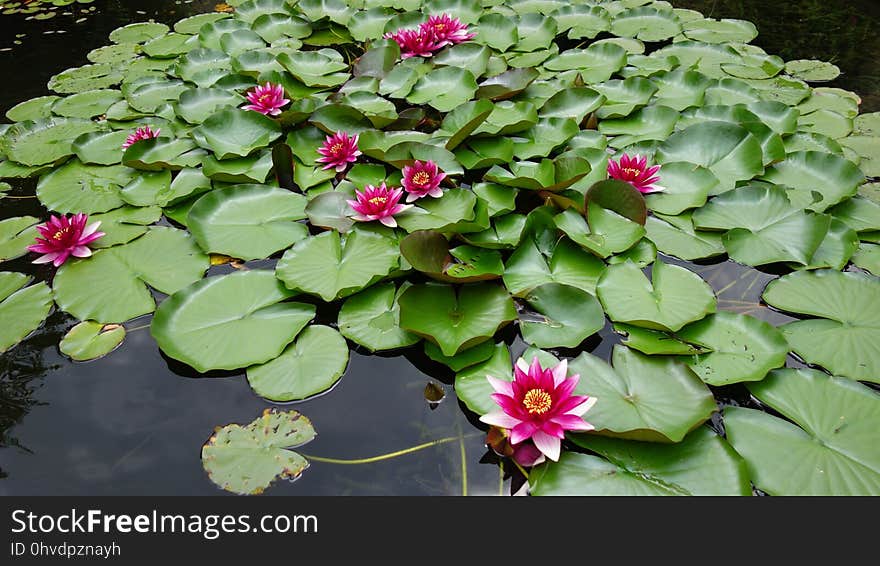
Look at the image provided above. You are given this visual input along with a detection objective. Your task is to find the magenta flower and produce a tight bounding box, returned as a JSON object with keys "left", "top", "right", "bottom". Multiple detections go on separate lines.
{"left": 27, "top": 213, "right": 105, "bottom": 267}
{"left": 242, "top": 82, "right": 290, "bottom": 116}
{"left": 480, "top": 357, "right": 597, "bottom": 462}
{"left": 316, "top": 131, "right": 362, "bottom": 172}
{"left": 607, "top": 153, "right": 664, "bottom": 194}
{"left": 421, "top": 14, "right": 475, "bottom": 47}
{"left": 121, "top": 125, "right": 160, "bottom": 149}
{"left": 384, "top": 27, "right": 440, "bottom": 59}
{"left": 401, "top": 160, "right": 446, "bottom": 202}
{"left": 346, "top": 183, "right": 412, "bottom": 228}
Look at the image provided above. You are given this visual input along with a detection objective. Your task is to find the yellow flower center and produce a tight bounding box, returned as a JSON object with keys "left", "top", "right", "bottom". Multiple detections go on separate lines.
{"left": 52, "top": 228, "right": 69, "bottom": 240}
{"left": 434, "top": 23, "right": 446, "bottom": 31}
{"left": 330, "top": 142, "right": 344, "bottom": 155}
{"left": 368, "top": 196, "right": 388, "bottom": 206}
{"left": 523, "top": 389, "right": 552, "bottom": 415}
{"left": 622, "top": 167, "right": 642, "bottom": 176}
{"left": 412, "top": 171, "right": 431, "bottom": 185}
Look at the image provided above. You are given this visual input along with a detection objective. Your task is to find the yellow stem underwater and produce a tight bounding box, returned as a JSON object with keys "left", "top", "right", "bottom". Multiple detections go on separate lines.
{"left": 303, "top": 433, "right": 480, "bottom": 465}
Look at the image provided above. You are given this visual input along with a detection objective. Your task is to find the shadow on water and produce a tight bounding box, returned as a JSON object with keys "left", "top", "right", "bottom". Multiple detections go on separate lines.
{"left": 0, "top": 0, "right": 878, "bottom": 495}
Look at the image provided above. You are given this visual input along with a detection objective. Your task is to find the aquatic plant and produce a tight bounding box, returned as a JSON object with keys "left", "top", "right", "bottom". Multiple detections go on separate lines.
{"left": 0, "top": 0, "right": 879, "bottom": 496}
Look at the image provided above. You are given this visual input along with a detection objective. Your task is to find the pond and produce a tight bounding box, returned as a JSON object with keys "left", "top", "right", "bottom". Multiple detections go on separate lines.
{"left": 1, "top": 0, "right": 879, "bottom": 496}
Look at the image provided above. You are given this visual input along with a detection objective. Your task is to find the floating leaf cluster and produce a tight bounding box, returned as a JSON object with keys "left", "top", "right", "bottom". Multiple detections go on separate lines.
{"left": 1, "top": 0, "right": 880, "bottom": 496}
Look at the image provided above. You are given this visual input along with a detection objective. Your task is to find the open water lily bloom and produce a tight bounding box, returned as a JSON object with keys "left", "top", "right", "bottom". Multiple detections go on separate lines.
{"left": 27, "top": 213, "right": 105, "bottom": 267}
{"left": 384, "top": 27, "right": 440, "bottom": 58}
{"left": 347, "top": 183, "right": 412, "bottom": 228}
{"left": 480, "top": 357, "right": 597, "bottom": 462}
{"left": 316, "top": 131, "right": 362, "bottom": 172}
{"left": 242, "top": 82, "right": 290, "bottom": 116}
{"left": 402, "top": 160, "right": 446, "bottom": 202}
{"left": 422, "top": 14, "right": 475, "bottom": 47}
{"left": 607, "top": 153, "right": 664, "bottom": 194}
{"left": 121, "top": 125, "right": 160, "bottom": 149}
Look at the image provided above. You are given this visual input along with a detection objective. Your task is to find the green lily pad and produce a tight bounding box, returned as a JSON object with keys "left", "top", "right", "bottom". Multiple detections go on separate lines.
{"left": 397, "top": 189, "right": 477, "bottom": 233}
{"left": 676, "top": 311, "right": 789, "bottom": 386}
{"left": 454, "top": 342, "right": 513, "bottom": 415}
{"left": 529, "top": 426, "right": 749, "bottom": 495}
{"left": 53, "top": 227, "right": 209, "bottom": 324}
{"left": 725, "top": 369, "right": 880, "bottom": 495}
{"left": 566, "top": 345, "right": 717, "bottom": 442}
{"left": 247, "top": 325, "right": 349, "bottom": 402}
{"left": 152, "top": 269, "right": 315, "bottom": 372}
{"left": 122, "top": 137, "right": 202, "bottom": 172}
{"left": 202, "top": 409, "right": 315, "bottom": 495}
{"left": 192, "top": 107, "right": 282, "bottom": 159}
{"left": 0, "top": 117, "right": 104, "bottom": 166}
{"left": 696, "top": 181, "right": 827, "bottom": 260}
{"left": 276, "top": 229, "right": 399, "bottom": 301}
{"left": 518, "top": 283, "right": 604, "bottom": 349}
{"left": 337, "top": 282, "right": 420, "bottom": 352}
{"left": 87, "top": 206, "right": 163, "bottom": 248}
{"left": 762, "top": 269, "right": 880, "bottom": 383}
{"left": 503, "top": 230, "right": 606, "bottom": 296}
{"left": 682, "top": 17, "right": 757, "bottom": 44}
{"left": 5, "top": 96, "right": 60, "bottom": 122}
{"left": 407, "top": 67, "right": 478, "bottom": 112}
{"left": 645, "top": 213, "right": 726, "bottom": 261}
{"left": 175, "top": 87, "right": 245, "bottom": 125}
{"left": 610, "top": 6, "right": 682, "bottom": 42}
{"left": 554, "top": 205, "right": 644, "bottom": 259}
{"left": 48, "top": 63, "right": 124, "bottom": 94}
{"left": 852, "top": 243, "right": 880, "bottom": 275}
{"left": 760, "top": 151, "right": 865, "bottom": 212}
{"left": 71, "top": 130, "right": 131, "bottom": 165}
{"left": 597, "top": 259, "right": 716, "bottom": 332}
{"left": 643, "top": 161, "right": 716, "bottom": 215}
{"left": 0, "top": 216, "right": 40, "bottom": 262}
{"left": 398, "top": 282, "right": 516, "bottom": 356}
{"left": 187, "top": 185, "right": 308, "bottom": 261}
{"left": 59, "top": 321, "right": 126, "bottom": 361}
{"left": 109, "top": 22, "right": 169, "bottom": 44}
{"left": 36, "top": 160, "right": 133, "bottom": 214}
{"left": 52, "top": 89, "right": 122, "bottom": 119}
{"left": 0, "top": 273, "right": 53, "bottom": 353}
{"left": 477, "top": 12, "right": 518, "bottom": 51}
{"left": 656, "top": 121, "right": 764, "bottom": 192}
{"left": 425, "top": 339, "right": 496, "bottom": 372}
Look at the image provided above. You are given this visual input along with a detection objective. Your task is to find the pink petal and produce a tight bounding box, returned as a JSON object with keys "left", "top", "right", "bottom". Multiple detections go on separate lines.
{"left": 479, "top": 411, "right": 522, "bottom": 430}
{"left": 549, "top": 413, "right": 594, "bottom": 432}
{"left": 531, "top": 430, "right": 561, "bottom": 461}
{"left": 566, "top": 395, "right": 597, "bottom": 417}
{"left": 551, "top": 359, "right": 568, "bottom": 387}
{"left": 71, "top": 246, "right": 92, "bottom": 258}
{"left": 379, "top": 216, "right": 398, "bottom": 228}
{"left": 32, "top": 252, "right": 60, "bottom": 264}
{"left": 486, "top": 375, "right": 514, "bottom": 397}
{"left": 512, "top": 442, "right": 546, "bottom": 467}
{"left": 510, "top": 421, "right": 538, "bottom": 445}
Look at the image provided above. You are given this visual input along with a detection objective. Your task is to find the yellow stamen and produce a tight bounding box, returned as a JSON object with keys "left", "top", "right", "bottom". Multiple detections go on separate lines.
{"left": 52, "top": 228, "right": 69, "bottom": 240}
{"left": 412, "top": 171, "right": 431, "bottom": 185}
{"left": 368, "top": 196, "right": 388, "bottom": 206}
{"left": 622, "top": 167, "right": 643, "bottom": 176}
{"left": 330, "top": 142, "right": 344, "bottom": 155}
{"left": 523, "top": 389, "right": 552, "bottom": 415}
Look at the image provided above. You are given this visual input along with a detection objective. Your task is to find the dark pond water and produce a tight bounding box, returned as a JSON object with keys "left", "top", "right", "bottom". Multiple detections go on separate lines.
{"left": 0, "top": 0, "right": 877, "bottom": 496}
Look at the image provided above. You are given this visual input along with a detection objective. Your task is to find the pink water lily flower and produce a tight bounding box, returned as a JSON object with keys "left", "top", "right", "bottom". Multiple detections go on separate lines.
{"left": 480, "top": 357, "right": 597, "bottom": 462}
{"left": 421, "top": 14, "right": 475, "bottom": 47}
{"left": 384, "top": 27, "right": 440, "bottom": 59}
{"left": 347, "top": 183, "right": 412, "bottom": 228}
{"left": 121, "top": 125, "right": 160, "bottom": 149}
{"left": 27, "top": 213, "right": 105, "bottom": 267}
{"left": 607, "top": 153, "right": 664, "bottom": 194}
{"left": 401, "top": 160, "right": 446, "bottom": 202}
{"left": 316, "top": 131, "right": 362, "bottom": 172}
{"left": 242, "top": 81, "right": 290, "bottom": 116}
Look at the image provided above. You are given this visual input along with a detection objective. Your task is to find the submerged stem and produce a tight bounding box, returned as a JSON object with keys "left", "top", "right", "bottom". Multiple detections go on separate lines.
{"left": 304, "top": 433, "right": 480, "bottom": 465}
